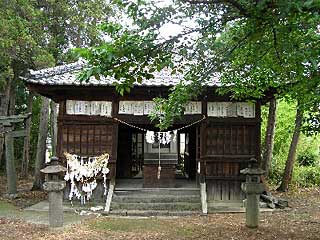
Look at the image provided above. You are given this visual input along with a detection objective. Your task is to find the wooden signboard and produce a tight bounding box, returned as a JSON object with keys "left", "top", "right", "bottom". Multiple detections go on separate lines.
{"left": 207, "top": 102, "right": 255, "bottom": 118}
{"left": 119, "top": 101, "right": 203, "bottom": 115}
{"left": 66, "top": 100, "right": 112, "bottom": 117}
{"left": 133, "top": 101, "right": 144, "bottom": 116}
{"left": 118, "top": 101, "right": 134, "bottom": 114}
{"left": 143, "top": 101, "right": 156, "bottom": 115}
{"left": 184, "top": 102, "right": 202, "bottom": 115}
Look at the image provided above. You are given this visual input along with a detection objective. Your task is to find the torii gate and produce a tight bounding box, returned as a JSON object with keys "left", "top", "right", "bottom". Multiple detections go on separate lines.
{"left": 0, "top": 113, "right": 31, "bottom": 196}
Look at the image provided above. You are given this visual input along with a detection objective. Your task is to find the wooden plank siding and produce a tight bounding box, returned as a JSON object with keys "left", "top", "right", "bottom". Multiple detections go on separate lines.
{"left": 56, "top": 101, "right": 118, "bottom": 179}
{"left": 59, "top": 124, "right": 113, "bottom": 156}
{"left": 201, "top": 104, "right": 261, "bottom": 201}
{"left": 58, "top": 123, "right": 116, "bottom": 179}
{"left": 55, "top": 97, "right": 261, "bottom": 196}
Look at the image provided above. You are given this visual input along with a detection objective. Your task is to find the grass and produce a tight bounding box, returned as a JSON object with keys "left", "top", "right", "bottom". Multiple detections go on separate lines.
{"left": 89, "top": 217, "right": 196, "bottom": 237}
{"left": 0, "top": 200, "right": 18, "bottom": 213}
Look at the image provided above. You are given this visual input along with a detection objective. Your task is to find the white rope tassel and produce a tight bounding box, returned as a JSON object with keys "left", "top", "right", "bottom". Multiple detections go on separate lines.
{"left": 157, "top": 165, "right": 161, "bottom": 179}
{"left": 157, "top": 135, "right": 161, "bottom": 179}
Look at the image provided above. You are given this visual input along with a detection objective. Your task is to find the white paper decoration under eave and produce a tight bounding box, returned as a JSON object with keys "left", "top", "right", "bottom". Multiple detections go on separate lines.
{"left": 66, "top": 100, "right": 112, "bottom": 117}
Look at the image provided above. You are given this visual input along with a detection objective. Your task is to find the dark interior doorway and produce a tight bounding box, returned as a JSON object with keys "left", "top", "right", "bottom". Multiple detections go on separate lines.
{"left": 131, "top": 132, "right": 144, "bottom": 176}
{"left": 116, "top": 123, "right": 198, "bottom": 181}
{"left": 116, "top": 124, "right": 144, "bottom": 178}
{"left": 178, "top": 126, "right": 197, "bottom": 180}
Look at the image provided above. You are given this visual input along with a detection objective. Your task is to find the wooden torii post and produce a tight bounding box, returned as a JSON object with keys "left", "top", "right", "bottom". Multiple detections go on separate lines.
{"left": 0, "top": 113, "right": 31, "bottom": 197}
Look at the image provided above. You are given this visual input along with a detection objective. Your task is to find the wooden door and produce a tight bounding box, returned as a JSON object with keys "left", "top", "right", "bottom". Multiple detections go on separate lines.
{"left": 202, "top": 122, "right": 257, "bottom": 201}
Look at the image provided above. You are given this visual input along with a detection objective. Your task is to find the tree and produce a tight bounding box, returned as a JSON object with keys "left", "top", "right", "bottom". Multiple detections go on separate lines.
{"left": 21, "top": 92, "right": 33, "bottom": 178}
{"left": 50, "top": 101, "right": 58, "bottom": 157}
{"left": 74, "top": 0, "right": 319, "bottom": 191}
{"left": 30, "top": 0, "right": 112, "bottom": 188}
{"left": 261, "top": 98, "right": 277, "bottom": 176}
{"left": 277, "top": 105, "right": 304, "bottom": 191}
{"left": 0, "top": 0, "right": 112, "bottom": 189}
{"left": 77, "top": 0, "right": 319, "bottom": 131}
{"left": 32, "top": 97, "right": 50, "bottom": 190}
{"left": 0, "top": 0, "right": 54, "bottom": 182}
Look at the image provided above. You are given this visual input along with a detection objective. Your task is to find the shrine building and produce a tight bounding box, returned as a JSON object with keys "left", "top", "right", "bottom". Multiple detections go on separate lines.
{"left": 23, "top": 61, "right": 269, "bottom": 213}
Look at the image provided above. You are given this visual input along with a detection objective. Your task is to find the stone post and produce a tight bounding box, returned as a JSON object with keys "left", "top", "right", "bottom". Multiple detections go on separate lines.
{"left": 240, "top": 158, "right": 265, "bottom": 228}
{"left": 41, "top": 157, "right": 67, "bottom": 228}
{"left": 4, "top": 126, "right": 17, "bottom": 196}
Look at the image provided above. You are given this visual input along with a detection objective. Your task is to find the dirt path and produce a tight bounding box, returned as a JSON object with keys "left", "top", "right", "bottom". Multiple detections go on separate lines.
{"left": 0, "top": 187, "right": 319, "bottom": 240}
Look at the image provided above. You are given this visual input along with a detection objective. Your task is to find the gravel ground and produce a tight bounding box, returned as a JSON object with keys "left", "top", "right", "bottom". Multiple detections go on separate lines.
{"left": 0, "top": 177, "right": 319, "bottom": 240}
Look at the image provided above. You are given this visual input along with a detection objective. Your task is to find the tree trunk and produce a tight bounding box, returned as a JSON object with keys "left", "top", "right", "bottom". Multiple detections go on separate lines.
{"left": 50, "top": 101, "right": 58, "bottom": 157}
{"left": 261, "top": 98, "right": 277, "bottom": 177}
{"left": 32, "top": 97, "right": 50, "bottom": 190}
{"left": 21, "top": 93, "right": 33, "bottom": 178}
{"left": 0, "top": 78, "right": 13, "bottom": 167}
{"left": 8, "top": 79, "right": 16, "bottom": 116}
{"left": 277, "top": 106, "right": 303, "bottom": 192}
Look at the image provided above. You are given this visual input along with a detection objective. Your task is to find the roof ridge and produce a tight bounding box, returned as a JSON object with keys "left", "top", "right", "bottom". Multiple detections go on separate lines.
{"left": 21, "top": 60, "right": 221, "bottom": 87}
{"left": 28, "top": 60, "right": 86, "bottom": 80}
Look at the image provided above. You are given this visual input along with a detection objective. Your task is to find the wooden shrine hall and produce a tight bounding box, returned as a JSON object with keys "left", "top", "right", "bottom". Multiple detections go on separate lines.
{"left": 22, "top": 61, "right": 266, "bottom": 210}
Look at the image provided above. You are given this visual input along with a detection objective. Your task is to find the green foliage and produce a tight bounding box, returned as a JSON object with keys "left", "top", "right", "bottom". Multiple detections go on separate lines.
{"left": 292, "top": 166, "right": 320, "bottom": 188}
{"left": 78, "top": 0, "right": 320, "bottom": 130}
{"left": 262, "top": 100, "right": 320, "bottom": 185}
{"left": 0, "top": 0, "right": 112, "bottom": 173}
{"left": 75, "top": 20, "right": 175, "bottom": 95}
{"left": 29, "top": 96, "right": 42, "bottom": 167}
{"left": 297, "top": 150, "right": 319, "bottom": 167}
{"left": 0, "top": 0, "right": 53, "bottom": 90}
{"left": 38, "top": 0, "right": 112, "bottom": 62}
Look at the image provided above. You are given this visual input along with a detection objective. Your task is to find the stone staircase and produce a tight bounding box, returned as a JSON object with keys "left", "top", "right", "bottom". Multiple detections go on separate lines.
{"left": 109, "top": 187, "right": 201, "bottom": 216}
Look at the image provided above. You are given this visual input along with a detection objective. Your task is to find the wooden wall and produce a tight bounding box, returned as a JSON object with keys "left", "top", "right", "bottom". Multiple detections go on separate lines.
{"left": 54, "top": 94, "right": 261, "bottom": 198}
{"left": 57, "top": 101, "right": 118, "bottom": 179}
{"left": 200, "top": 103, "right": 261, "bottom": 201}
{"left": 59, "top": 124, "right": 113, "bottom": 156}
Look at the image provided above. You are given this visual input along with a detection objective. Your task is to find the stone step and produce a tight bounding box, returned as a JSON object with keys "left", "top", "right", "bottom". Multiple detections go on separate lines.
{"left": 111, "top": 202, "right": 201, "bottom": 211}
{"left": 112, "top": 194, "right": 200, "bottom": 203}
{"left": 144, "top": 153, "right": 178, "bottom": 160}
{"left": 114, "top": 188, "right": 200, "bottom": 196}
{"left": 107, "top": 210, "right": 200, "bottom": 217}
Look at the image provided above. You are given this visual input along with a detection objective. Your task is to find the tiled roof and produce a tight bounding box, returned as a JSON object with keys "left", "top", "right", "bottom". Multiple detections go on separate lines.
{"left": 22, "top": 60, "right": 220, "bottom": 87}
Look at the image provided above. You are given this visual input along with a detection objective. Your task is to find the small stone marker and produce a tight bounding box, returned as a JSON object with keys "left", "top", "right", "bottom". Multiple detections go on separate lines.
{"left": 240, "top": 158, "right": 265, "bottom": 228}
{"left": 41, "top": 156, "right": 67, "bottom": 228}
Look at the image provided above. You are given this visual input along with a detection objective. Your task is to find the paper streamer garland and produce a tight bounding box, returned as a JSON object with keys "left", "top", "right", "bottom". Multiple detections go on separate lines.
{"left": 145, "top": 131, "right": 178, "bottom": 180}
{"left": 64, "top": 152, "right": 110, "bottom": 207}
{"left": 145, "top": 131, "right": 177, "bottom": 145}
{"left": 114, "top": 116, "right": 205, "bottom": 180}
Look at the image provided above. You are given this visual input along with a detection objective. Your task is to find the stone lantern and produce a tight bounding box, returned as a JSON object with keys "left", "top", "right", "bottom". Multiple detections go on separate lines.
{"left": 41, "top": 156, "right": 67, "bottom": 228}
{"left": 240, "top": 158, "right": 265, "bottom": 228}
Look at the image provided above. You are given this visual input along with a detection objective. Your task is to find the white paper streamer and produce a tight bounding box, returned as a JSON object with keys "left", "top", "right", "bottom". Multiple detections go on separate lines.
{"left": 64, "top": 153, "right": 110, "bottom": 205}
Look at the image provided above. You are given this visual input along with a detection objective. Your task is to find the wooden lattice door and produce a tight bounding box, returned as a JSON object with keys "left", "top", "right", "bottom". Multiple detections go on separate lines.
{"left": 59, "top": 124, "right": 113, "bottom": 158}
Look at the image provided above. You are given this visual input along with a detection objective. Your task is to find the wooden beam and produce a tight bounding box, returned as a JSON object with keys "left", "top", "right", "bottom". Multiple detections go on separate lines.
{"left": 12, "top": 130, "right": 27, "bottom": 138}
{"left": 0, "top": 113, "right": 31, "bottom": 125}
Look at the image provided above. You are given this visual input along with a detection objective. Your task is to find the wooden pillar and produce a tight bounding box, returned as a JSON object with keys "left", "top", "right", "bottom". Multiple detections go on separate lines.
{"left": 255, "top": 102, "right": 262, "bottom": 163}
{"left": 111, "top": 122, "right": 118, "bottom": 180}
{"left": 5, "top": 126, "right": 17, "bottom": 195}
{"left": 50, "top": 101, "right": 58, "bottom": 156}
